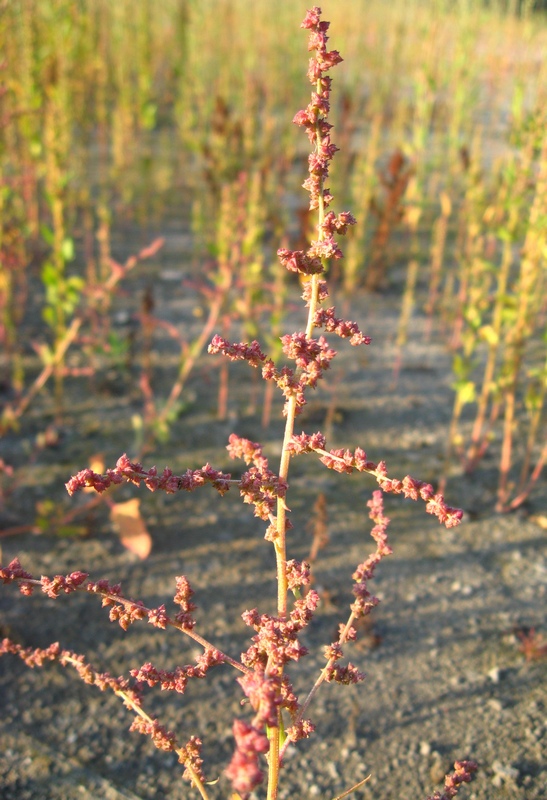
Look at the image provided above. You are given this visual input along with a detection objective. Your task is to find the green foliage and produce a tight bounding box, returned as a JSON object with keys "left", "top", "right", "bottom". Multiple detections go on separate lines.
{"left": 41, "top": 259, "right": 84, "bottom": 327}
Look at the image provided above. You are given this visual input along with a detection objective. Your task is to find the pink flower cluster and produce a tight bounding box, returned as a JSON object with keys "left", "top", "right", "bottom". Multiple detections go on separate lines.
{"left": 41, "top": 570, "right": 89, "bottom": 598}
{"left": 286, "top": 558, "right": 311, "bottom": 592}
{"left": 1, "top": 637, "right": 142, "bottom": 706}
{"left": 129, "top": 717, "right": 177, "bottom": 752}
{"left": 241, "top": 589, "right": 319, "bottom": 672}
{"left": 426, "top": 761, "right": 478, "bottom": 800}
{"left": 208, "top": 334, "right": 267, "bottom": 368}
{"left": 312, "top": 492, "right": 392, "bottom": 690}
{"left": 260, "top": 333, "right": 338, "bottom": 416}
{"left": 173, "top": 575, "right": 197, "bottom": 629}
{"left": 84, "top": 578, "right": 150, "bottom": 631}
{"left": 276, "top": 6, "right": 351, "bottom": 281}
{"left": 226, "top": 433, "right": 267, "bottom": 468}
{"left": 130, "top": 647, "right": 223, "bottom": 694}
{"left": 227, "top": 434, "right": 288, "bottom": 519}
{"left": 285, "top": 717, "right": 316, "bottom": 743}
{"left": 287, "top": 430, "right": 327, "bottom": 454}
{"left": 302, "top": 443, "right": 463, "bottom": 528}
{"left": 0, "top": 558, "right": 35, "bottom": 595}
{"left": 66, "top": 453, "right": 232, "bottom": 497}
{"left": 224, "top": 719, "right": 269, "bottom": 797}
{"left": 87, "top": 576, "right": 199, "bottom": 632}
{"left": 211, "top": 329, "right": 342, "bottom": 416}
{"left": 325, "top": 661, "right": 365, "bottom": 685}
{"left": 277, "top": 247, "right": 323, "bottom": 276}
{"left": 302, "top": 277, "right": 329, "bottom": 306}
{"left": 180, "top": 736, "right": 206, "bottom": 787}
{"left": 314, "top": 306, "right": 371, "bottom": 345}
{"left": 226, "top": 587, "right": 320, "bottom": 786}
{"left": 281, "top": 332, "right": 336, "bottom": 375}
{"left": 0, "top": 638, "right": 63, "bottom": 668}
{"left": 238, "top": 465, "right": 287, "bottom": 520}
{"left": 261, "top": 360, "right": 304, "bottom": 415}
{"left": 351, "top": 490, "right": 393, "bottom": 618}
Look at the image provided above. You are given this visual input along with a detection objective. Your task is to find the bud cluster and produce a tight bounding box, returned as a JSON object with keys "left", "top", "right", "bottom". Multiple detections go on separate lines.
{"left": 225, "top": 719, "right": 269, "bottom": 797}
{"left": 227, "top": 434, "right": 288, "bottom": 519}
{"left": 351, "top": 490, "right": 393, "bottom": 618}
{"left": 288, "top": 438, "right": 463, "bottom": 528}
{"left": 130, "top": 647, "right": 224, "bottom": 694}
{"left": 0, "top": 637, "right": 142, "bottom": 705}
{"left": 275, "top": 4, "right": 352, "bottom": 284}
{"left": 66, "top": 453, "right": 232, "bottom": 497}
{"left": 426, "top": 761, "right": 479, "bottom": 800}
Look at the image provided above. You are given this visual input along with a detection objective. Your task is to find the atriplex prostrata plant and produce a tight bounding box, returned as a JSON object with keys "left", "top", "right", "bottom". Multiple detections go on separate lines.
{"left": 0, "top": 8, "right": 476, "bottom": 800}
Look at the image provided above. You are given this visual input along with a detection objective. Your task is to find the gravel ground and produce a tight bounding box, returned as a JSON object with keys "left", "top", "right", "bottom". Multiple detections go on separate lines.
{"left": 1, "top": 265, "right": 545, "bottom": 800}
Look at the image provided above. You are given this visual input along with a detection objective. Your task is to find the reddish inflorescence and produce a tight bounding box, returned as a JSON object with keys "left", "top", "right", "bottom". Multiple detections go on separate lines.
{"left": 130, "top": 647, "right": 224, "bottom": 694}
{"left": 351, "top": 490, "right": 393, "bottom": 618}
{"left": 207, "top": 335, "right": 267, "bottom": 368}
{"left": 277, "top": 2, "right": 349, "bottom": 288}
{"left": 426, "top": 761, "right": 479, "bottom": 800}
{"left": 0, "top": 637, "right": 143, "bottom": 707}
{"left": 66, "top": 453, "right": 232, "bottom": 497}
{"left": 225, "top": 718, "right": 269, "bottom": 797}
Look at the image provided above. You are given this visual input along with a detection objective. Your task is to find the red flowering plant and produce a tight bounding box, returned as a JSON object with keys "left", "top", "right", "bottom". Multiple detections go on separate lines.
{"left": 0, "top": 8, "right": 476, "bottom": 800}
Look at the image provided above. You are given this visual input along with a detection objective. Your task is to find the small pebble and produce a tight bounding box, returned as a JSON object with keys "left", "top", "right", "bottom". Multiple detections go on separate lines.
{"left": 492, "top": 760, "right": 519, "bottom": 781}
{"left": 487, "top": 666, "right": 501, "bottom": 683}
{"left": 420, "top": 741, "right": 432, "bottom": 756}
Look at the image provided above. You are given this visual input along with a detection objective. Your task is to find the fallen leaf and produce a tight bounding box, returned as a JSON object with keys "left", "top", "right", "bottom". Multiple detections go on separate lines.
{"left": 110, "top": 498, "right": 152, "bottom": 559}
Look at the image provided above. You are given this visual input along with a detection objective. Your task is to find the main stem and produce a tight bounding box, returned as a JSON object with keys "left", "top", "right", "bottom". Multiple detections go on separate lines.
{"left": 268, "top": 116, "right": 325, "bottom": 800}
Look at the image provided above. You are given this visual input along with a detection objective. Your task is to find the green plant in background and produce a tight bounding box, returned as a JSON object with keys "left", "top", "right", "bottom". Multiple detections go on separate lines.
{"left": 424, "top": 190, "right": 452, "bottom": 339}
{"left": 440, "top": 114, "right": 546, "bottom": 508}
{"left": 40, "top": 48, "right": 84, "bottom": 415}
{"left": 0, "top": 179, "right": 29, "bottom": 396}
{"left": 342, "top": 112, "right": 382, "bottom": 294}
{"left": 496, "top": 132, "right": 547, "bottom": 511}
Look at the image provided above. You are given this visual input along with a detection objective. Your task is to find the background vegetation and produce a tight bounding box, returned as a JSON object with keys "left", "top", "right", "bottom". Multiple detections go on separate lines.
{"left": 1, "top": 0, "right": 546, "bottom": 518}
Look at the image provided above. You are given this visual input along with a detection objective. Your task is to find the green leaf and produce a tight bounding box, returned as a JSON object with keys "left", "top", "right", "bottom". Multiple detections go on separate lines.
{"left": 452, "top": 354, "right": 471, "bottom": 380}
{"left": 479, "top": 325, "right": 499, "bottom": 346}
{"left": 453, "top": 379, "right": 476, "bottom": 405}
{"left": 61, "top": 237, "right": 75, "bottom": 261}
{"left": 41, "top": 225, "right": 55, "bottom": 247}
{"left": 496, "top": 226, "right": 515, "bottom": 243}
{"left": 41, "top": 261, "right": 58, "bottom": 286}
{"left": 141, "top": 101, "right": 157, "bottom": 131}
{"left": 42, "top": 307, "right": 56, "bottom": 328}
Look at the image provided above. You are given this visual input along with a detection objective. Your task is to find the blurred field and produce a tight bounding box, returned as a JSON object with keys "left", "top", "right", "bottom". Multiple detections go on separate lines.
{"left": 2, "top": 0, "right": 545, "bottom": 511}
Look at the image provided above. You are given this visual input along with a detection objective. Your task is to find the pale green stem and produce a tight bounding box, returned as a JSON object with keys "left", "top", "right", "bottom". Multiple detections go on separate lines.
{"left": 267, "top": 112, "right": 326, "bottom": 800}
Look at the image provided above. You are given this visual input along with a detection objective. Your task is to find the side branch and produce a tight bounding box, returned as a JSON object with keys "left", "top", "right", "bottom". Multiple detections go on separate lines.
{"left": 0, "top": 638, "right": 211, "bottom": 800}
{"left": 0, "top": 560, "right": 248, "bottom": 675}
{"left": 287, "top": 433, "right": 463, "bottom": 528}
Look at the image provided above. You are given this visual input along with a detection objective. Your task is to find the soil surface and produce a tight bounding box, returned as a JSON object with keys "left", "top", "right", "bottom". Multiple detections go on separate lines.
{"left": 0, "top": 243, "right": 546, "bottom": 800}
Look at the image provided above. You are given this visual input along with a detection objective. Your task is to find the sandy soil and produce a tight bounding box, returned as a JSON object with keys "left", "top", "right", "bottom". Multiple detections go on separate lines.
{"left": 0, "top": 249, "right": 545, "bottom": 800}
